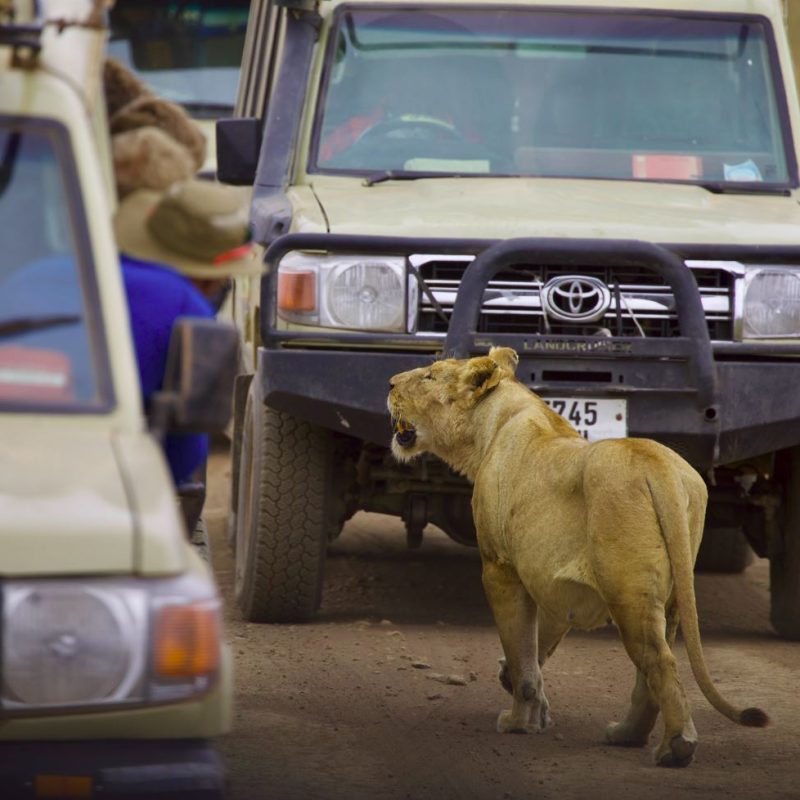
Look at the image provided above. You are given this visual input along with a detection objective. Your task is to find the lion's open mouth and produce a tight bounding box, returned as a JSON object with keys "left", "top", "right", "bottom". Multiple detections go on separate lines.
{"left": 392, "top": 417, "right": 417, "bottom": 448}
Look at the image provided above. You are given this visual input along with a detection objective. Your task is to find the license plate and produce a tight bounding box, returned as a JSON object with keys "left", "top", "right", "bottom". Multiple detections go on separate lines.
{"left": 542, "top": 397, "right": 627, "bottom": 441}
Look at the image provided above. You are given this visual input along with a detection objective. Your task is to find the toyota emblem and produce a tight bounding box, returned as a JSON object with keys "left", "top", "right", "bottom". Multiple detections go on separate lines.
{"left": 541, "top": 276, "right": 611, "bottom": 323}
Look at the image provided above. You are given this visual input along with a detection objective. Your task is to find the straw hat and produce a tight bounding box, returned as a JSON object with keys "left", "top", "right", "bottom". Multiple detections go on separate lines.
{"left": 114, "top": 179, "right": 262, "bottom": 280}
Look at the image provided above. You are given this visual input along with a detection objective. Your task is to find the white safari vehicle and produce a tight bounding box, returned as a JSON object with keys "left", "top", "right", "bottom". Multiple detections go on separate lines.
{"left": 220, "top": 0, "right": 800, "bottom": 639}
{"left": 0, "top": 1, "right": 236, "bottom": 796}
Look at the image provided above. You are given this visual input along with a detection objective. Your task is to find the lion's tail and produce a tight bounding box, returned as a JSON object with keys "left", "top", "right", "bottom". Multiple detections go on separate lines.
{"left": 646, "top": 474, "right": 769, "bottom": 729}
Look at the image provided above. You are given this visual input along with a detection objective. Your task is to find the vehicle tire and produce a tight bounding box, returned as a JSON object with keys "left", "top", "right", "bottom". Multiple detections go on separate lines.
{"left": 234, "top": 379, "right": 331, "bottom": 623}
{"left": 771, "top": 446, "right": 800, "bottom": 640}
{"left": 694, "top": 525, "right": 754, "bottom": 574}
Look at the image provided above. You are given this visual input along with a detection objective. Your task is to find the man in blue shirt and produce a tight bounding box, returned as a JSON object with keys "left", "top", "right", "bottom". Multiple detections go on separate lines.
{"left": 120, "top": 253, "right": 216, "bottom": 484}
{"left": 114, "top": 178, "right": 261, "bottom": 486}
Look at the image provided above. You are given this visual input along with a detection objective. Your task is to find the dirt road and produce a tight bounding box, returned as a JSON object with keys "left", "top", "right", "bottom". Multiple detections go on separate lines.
{"left": 205, "top": 444, "right": 800, "bottom": 800}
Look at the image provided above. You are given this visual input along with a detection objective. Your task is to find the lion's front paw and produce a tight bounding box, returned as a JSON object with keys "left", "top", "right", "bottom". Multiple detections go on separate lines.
{"left": 496, "top": 706, "right": 551, "bottom": 734}
{"left": 497, "top": 709, "right": 536, "bottom": 734}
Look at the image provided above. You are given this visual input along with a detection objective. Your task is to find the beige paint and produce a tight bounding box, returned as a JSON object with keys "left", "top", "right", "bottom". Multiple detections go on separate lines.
{"left": 0, "top": 423, "right": 134, "bottom": 575}
{"left": 0, "top": 0, "right": 232, "bottom": 740}
{"left": 785, "top": 0, "right": 800, "bottom": 89}
{"left": 0, "top": 1, "right": 179, "bottom": 571}
{"left": 304, "top": 175, "right": 800, "bottom": 243}
{"left": 112, "top": 432, "right": 188, "bottom": 576}
{"left": 195, "top": 117, "right": 218, "bottom": 175}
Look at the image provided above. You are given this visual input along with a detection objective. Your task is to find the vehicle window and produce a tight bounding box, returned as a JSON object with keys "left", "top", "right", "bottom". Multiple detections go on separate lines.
{"left": 108, "top": 0, "right": 250, "bottom": 117}
{"left": 0, "top": 121, "right": 109, "bottom": 410}
{"left": 312, "top": 6, "right": 792, "bottom": 186}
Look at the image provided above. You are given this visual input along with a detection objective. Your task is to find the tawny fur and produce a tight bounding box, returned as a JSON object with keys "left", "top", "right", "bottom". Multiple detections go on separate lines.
{"left": 388, "top": 347, "right": 767, "bottom": 767}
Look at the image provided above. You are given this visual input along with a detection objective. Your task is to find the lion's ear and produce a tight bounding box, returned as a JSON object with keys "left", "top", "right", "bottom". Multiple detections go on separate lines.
{"left": 466, "top": 356, "right": 503, "bottom": 401}
{"left": 488, "top": 347, "right": 519, "bottom": 376}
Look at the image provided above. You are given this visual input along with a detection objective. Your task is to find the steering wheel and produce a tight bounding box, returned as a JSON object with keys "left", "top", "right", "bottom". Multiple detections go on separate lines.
{"left": 329, "top": 112, "right": 506, "bottom": 172}
{"left": 354, "top": 114, "right": 470, "bottom": 147}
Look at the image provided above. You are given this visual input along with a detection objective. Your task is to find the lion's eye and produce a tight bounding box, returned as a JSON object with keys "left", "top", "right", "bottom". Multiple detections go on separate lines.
{"left": 423, "top": 372, "right": 434, "bottom": 380}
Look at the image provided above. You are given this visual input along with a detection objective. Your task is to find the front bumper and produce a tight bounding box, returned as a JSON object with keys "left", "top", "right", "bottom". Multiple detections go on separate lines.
{"left": 258, "top": 235, "right": 800, "bottom": 469}
{"left": 257, "top": 347, "right": 800, "bottom": 469}
{"left": 0, "top": 739, "right": 225, "bottom": 799}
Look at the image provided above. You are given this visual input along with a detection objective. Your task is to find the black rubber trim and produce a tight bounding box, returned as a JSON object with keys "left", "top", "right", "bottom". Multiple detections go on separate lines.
{"left": 0, "top": 739, "right": 225, "bottom": 799}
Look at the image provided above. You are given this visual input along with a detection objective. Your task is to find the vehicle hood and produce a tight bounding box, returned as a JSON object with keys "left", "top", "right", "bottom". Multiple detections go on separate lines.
{"left": 306, "top": 177, "right": 800, "bottom": 245}
{"left": 0, "top": 423, "right": 138, "bottom": 576}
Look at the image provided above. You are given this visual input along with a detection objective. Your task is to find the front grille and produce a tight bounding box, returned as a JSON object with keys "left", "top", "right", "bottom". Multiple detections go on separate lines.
{"left": 414, "top": 256, "right": 734, "bottom": 340}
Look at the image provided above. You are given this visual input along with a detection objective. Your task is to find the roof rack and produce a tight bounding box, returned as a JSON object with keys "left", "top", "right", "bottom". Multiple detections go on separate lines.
{"left": 0, "top": 0, "right": 106, "bottom": 62}
{"left": 0, "top": 22, "right": 43, "bottom": 56}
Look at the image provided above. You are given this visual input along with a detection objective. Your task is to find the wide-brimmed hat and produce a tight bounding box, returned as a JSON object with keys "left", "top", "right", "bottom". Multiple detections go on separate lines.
{"left": 114, "top": 179, "right": 262, "bottom": 280}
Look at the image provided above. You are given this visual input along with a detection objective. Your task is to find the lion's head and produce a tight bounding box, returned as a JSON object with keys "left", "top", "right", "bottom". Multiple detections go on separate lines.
{"left": 387, "top": 347, "right": 519, "bottom": 468}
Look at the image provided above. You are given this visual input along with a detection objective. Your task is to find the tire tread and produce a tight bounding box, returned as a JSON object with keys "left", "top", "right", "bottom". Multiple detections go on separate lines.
{"left": 237, "top": 394, "right": 330, "bottom": 623}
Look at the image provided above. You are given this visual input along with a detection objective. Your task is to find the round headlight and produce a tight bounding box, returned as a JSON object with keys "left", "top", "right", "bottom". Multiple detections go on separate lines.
{"left": 4, "top": 586, "right": 136, "bottom": 705}
{"left": 327, "top": 260, "right": 405, "bottom": 331}
{"left": 743, "top": 270, "right": 800, "bottom": 338}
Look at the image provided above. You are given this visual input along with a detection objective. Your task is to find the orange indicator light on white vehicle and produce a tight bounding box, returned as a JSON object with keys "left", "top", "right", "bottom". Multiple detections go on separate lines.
{"left": 278, "top": 269, "right": 316, "bottom": 312}
{"left": 153, "top": 603, "right": 220, "bottom": 678}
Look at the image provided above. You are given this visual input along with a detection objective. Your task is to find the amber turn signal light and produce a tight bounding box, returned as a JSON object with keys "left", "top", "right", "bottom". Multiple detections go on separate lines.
{"left": 278, "top": 269, "right": 316, "bottom": 312}
{"left": 153, "top": 603, "right": 221, "bottom": 678}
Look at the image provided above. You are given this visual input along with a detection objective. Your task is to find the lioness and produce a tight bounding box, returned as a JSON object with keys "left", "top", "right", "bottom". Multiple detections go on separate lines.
{"left": 388, "top": 346, "right": 768, "bottom": 767}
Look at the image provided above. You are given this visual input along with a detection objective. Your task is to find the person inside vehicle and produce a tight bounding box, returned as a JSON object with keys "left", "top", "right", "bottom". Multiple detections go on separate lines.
{"left": 317, "top": 57, "right": 483, "bottom": 168}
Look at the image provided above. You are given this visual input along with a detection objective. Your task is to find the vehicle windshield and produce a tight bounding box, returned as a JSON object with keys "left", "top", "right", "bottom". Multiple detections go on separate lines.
{"left": 108, "top": 0, "right": 250, "bottom": 115}
{"left": 0, "top": 121, "right": 109, "bottom": 411}
{"left": 313, "top": 6, "right": 793, "bottom": 186}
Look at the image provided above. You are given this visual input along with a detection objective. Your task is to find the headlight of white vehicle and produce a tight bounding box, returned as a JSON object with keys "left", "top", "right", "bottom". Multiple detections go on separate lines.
{"left": 2, "top": 575, "right": 221, "bottom": 713}
{"left": 277, "top": 253, "right": 409, "bottom": 332}
{"left": 742, "top": 268, "right": 800, "bottom": 339}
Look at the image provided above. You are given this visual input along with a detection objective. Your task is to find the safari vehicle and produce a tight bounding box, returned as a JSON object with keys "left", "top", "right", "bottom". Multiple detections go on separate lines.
{"left": 219, "top": 0, "right": 800, "bottom": 639}
{"left": 108, "top": 0, "right": 251, "bottom": 176}
{"left": 0, "top": 1, "right": 235, "bottom": 796}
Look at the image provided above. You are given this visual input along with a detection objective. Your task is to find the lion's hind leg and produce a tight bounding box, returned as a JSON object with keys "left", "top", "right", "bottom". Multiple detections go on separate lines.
{"left": 606, "top": 668, "right": 659, "bottom": 748}
{"left": 482, "top": 561, "right": 551, "bottom": 734}
{"left": 498, "top": 612, "right": 569, "bottom": 696}
{"left": 606, "top": 601, "right": 680, "bottom": 748}
{"left": 610, "top": 601, "right": 697, "bottom": 767}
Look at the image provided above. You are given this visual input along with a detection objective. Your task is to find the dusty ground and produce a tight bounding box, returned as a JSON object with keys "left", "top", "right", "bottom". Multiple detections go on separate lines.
{"left": 205, "top": 443, "right": 800, "bottom": 800}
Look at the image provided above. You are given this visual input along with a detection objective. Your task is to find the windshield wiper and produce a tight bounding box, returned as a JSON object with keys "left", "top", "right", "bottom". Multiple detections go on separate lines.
{"left": 364, "top": 170, "right": 475, "bottom": 186}
{"left": 0, "top": 314, "right": 81, "bottom": 338}
{"left": 697, "top": 181, "right": 791, "bottom": 197}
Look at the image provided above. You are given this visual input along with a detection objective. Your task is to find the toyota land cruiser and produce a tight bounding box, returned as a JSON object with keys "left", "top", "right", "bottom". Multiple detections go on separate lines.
{"left": 219, "top": 0, "right": 800, "bottom": 640}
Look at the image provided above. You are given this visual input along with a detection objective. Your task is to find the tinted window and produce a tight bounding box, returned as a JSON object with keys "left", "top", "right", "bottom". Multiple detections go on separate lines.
{"left": 0, "top": 122, "right": 109, "bottom": 410}
{"left": 313, "top": 7, "right": 792, "bottom": 186}
{"left": 108, "top": 0, "right": 250, "bottom": 115}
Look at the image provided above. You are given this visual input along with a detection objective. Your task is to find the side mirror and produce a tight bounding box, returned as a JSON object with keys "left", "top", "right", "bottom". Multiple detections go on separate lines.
{"left": 216, "top": 117, "right": 262, "bottom": 185}
{"left": 150, "top": 317, "right": 240, "bottom": 435}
